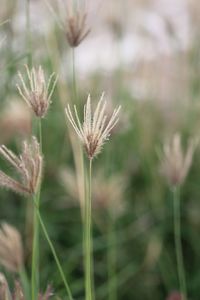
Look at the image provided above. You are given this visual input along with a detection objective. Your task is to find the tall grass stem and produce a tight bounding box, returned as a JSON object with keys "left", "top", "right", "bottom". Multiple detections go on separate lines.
{"left": 26, "top": 0, "right": 32, "bottom": 66}
{"left": 173, "top": 187, "right": 187, "bottom": 300}
{"left": 34, "top": 203, "right": 73, "bottom": 300}
{"left": 85, "top": 159, "right": 93, "bottom": 300}
{"left": 31, "top": 192, "right": 40, "bottom": 299}
{"left": 19, "top": 267, "right": 30, "bottom": 300}
{"left": 31, "top": 120, "right": 42, "bottom": 299}
{"left": 72, "top": 49, "right": 77, "bottom": 103}
{"left": 108, "top": 219, "right": 117, "bottom": 300}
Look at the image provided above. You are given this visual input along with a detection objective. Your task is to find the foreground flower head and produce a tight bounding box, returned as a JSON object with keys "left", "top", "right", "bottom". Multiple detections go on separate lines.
{"left": 166, "top": 291, "right": 184, "bottom": 300}
{"left": 0, "top": 223, "right": 23, "bottom": 273}
{"left": 17, "top": 65, "right": 57, "bottom": 118}
{"left": 161, "top": 133, "right": 197, "bottom": 187}
{"left": 0, "top": 273, "right": 53, "bottom": 300}
{"left": 0, "top": 136, "right": 43, "bottom": 196}
{"left": 65, "top": 1, "right": 90, "bottom": 47}
{"left": 65, "top": 94, "right": 121, "bottom": 159}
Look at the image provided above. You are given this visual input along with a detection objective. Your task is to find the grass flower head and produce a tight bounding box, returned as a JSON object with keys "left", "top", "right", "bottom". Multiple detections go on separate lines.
{"left": 161, "top": 133, "right": 197, "bottom": 187}
{"left": 65, "top": 1, "right": 90, "bottom": 47}
{"left": 0, "top": 223, "right": 23, "bottom": 273}
{"left": 17, "top": 65, "right": 57, "bottom": 118}
{"left": 65, "top": 94, "right": 121, "bottom": 160}
{"left": 0, "top": 136, "right": 43, "bottom": 196}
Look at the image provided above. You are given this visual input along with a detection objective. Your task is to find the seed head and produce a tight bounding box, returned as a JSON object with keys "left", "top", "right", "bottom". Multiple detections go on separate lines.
{"left": 0, "top": 272, "right": 53, "bottom": 300}
{"left": 0, "top": 273, "right": 11, "bottom": 300}
{"left": 17, "top": 65, "right": 57, "bottom": 118}
{"left": 0, "top": 223, "right": 23, "bottom": 273}
{"left": 65, "top": 94, "right": 121, "bottom": 159}
{"left": 0, "top": 136, "right": 43, "bottom": 196}
{"left": 92, "top": 172, "right": 125, "bottom": 218}
{"left": 166, "top": 291, "right": 184, "bottom": 300}
{"left": 65, "top": 1, "right": 90, "bottom": 47}
{"left": 160, "top": 133, "right": 197, "bottom": 187}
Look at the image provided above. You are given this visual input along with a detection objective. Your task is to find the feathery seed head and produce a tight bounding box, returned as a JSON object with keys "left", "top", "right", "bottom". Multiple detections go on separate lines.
{"left": 0, "top": 273, "right": 11, "bottom": 300}
{"left": 65, "top": 94, "right": 121, "bottom": 159}
{"left": 17, "top": 65, "right": 57, "bottom": 118}
{"left": 0, "top": 136, "right": 43, "bottom": 196}
{"left": 0, "top": 223, "right": 23, "bottom": 273}
{"left": 65, "top": 1, "right": 90, "bottom": 47}
{"left": 160, "top": 133, "right": 198, "bottom": 187}
{"left": 0, "top": 273, "right": 53, "bottom": 300}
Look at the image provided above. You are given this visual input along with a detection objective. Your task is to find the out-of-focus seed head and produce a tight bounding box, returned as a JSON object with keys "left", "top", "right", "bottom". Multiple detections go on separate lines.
{"left": 65, "top": 93, "right": 121, "bottom": 160}
{"left": 0, "top": 100, "right": 31, "bottom": 144}
{"left": 160, "top": 133, "right": 198, "bottom": 187}
{"left": 17, "top": 65, "right": 57, "bottom": 118}
{"left": 0, "top": 273, "right": 11, "bottom": 300}
{"left": 65, "top": 1, "right": 90, "bottom": 47}
{"left": 0, "top": 136, "right": 43, "bottom": 196}
{"left": 0, "top": 223, "right": 24, "bottom": 273}
{"left": 38, "top": 286, "right": 53, "bottom": 300}
{"left": 60, "top": 168, "right": 125, "bottom": 215}
{"left": 0, "top": 272, "right": 53, "bottom": 300}
{"left": 166, "top": 291, "right": 185, "bottom": 300}
{"left": 92, "top": 172, "right": 125, "bottom": 218}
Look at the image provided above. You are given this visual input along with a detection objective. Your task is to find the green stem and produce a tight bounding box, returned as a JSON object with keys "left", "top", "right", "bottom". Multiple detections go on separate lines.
{"left": 85, "top": 159, "right": 93, "bottom": 300}
{"left": 72, "top": 48, "right": 78, "bottom": 105}
{"left": 39, "top": 119, "right": 42, "bottom": 153}
{"left": 107, "top": 218, "right": 117, "bottom": 300}
{"left": 31, "top": 120, "right": 42, "bottom": 300}
{"left": 34, "top": 203, "right": 73, "bottom": 300}
{"left": 31, "top": 193, "right": 39, "bottom": 300}
{"left": 173, "top": 187, "right": 187, "bottom": 300}
{"left": 26, "top": 0, "right": 32, "bottom": 67}
{"left": 19, "top": 266, "right": 30, "bottom": 300}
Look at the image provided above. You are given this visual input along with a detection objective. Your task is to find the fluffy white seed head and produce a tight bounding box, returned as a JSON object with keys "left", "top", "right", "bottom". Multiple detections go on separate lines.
{"left": 0, "top": 136, "right": 43, "bottom": 196}
{"left": 65, "top": 94, "right": 121, "bottom": 159}
{"left": 160, "top": 133, "right": 198, "bottom": 187}
{"left": 0, "top": 223, "right": 23, "bottom": 273}
{"left": 17, "top": 65, "right": 57, "bottom": 118}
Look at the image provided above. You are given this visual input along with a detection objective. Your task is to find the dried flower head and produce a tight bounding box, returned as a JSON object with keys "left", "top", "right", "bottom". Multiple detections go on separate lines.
{"left": 0, "top": 223, "right": 23, "bottom": 273}
{"left": 17, "top": 65, "right": 57, "bottom": 118}
{"left": 160, "top": 133, "right": 197, "bottom": 187}
{"left": 0, "top": 136, "right": 43, "bottom": 196}
{"left": 166, "top": 291, "right": 184, "bottom": 300}
{"left": 65, "top": 1, "right": 90, "bottom": 47}
{"left": 0, "top": 100, "right": 31, "bottom": 144}
{"left": 0, "top": 273, "right": 53, "bottom": 300}
{"left": 0, "top": 273, "right": 11, "bottom": 300}
{"left": 38, "top": 286, "right": 53, "bottom": 300}
{"left": 65, "top": 94, "right": 121, "bottom": 159}
{"left": 92, "top": 172, "right": 125, "bottom": 218}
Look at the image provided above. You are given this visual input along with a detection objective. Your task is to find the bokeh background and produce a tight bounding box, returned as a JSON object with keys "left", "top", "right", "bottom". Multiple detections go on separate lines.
{"left": 1, "top": 0, "right": 200, "bottom": 299}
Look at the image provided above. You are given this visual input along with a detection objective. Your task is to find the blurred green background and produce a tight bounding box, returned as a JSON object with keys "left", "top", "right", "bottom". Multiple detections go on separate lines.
{"left": 1, "top": 0, "right": 200, "bottom": 299}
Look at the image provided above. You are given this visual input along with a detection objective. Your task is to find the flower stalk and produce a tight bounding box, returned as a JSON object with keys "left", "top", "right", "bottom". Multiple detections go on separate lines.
{"left": 31, "top": 119, "right": 42, "bottom": 300}
{"left": 107, "top": 218, "right": 117, "bottom": 300}
{"left": 33, "top": 200, "right": 73, "bottom": 300}
{"left": 84, "top": 158, "right": 93, "bottom": 300}
{"left": 173, "top": 187, "right": 187, "bottom": 300}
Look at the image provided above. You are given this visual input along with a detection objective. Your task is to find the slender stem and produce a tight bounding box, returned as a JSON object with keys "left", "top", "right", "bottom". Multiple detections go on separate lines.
{"left": 31, "top": 120, "right": 42, "bottom": 300}
{"left": 26, "top": 0, "right": 32, "bottom": 67}
{"left": 85, "top": 159, "right": 93, "bottom": 300}
{"left": 107, "top": 218, "right": 117, "bottom": 300}
{"left": 19, "top": 266, "right": 30, "bottom": 300}
{"left": 31, "top": 193, "right": 39, "bottom": 300}
{"left": 72, "top": 48, "right": 77, "bottom": 104}
{"left": 39, "top": 119, "right": 42, "bottom": 153}
{"left": 34, "top": 203, "right": 73, "bottom": 300}
{"left": 173, "top": 187, "right": 187, "bottom": 300}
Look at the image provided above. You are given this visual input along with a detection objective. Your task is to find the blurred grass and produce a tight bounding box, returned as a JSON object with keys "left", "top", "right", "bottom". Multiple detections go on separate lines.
{"left": 1, "top": 1, "right": 200, "bottom": 299}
